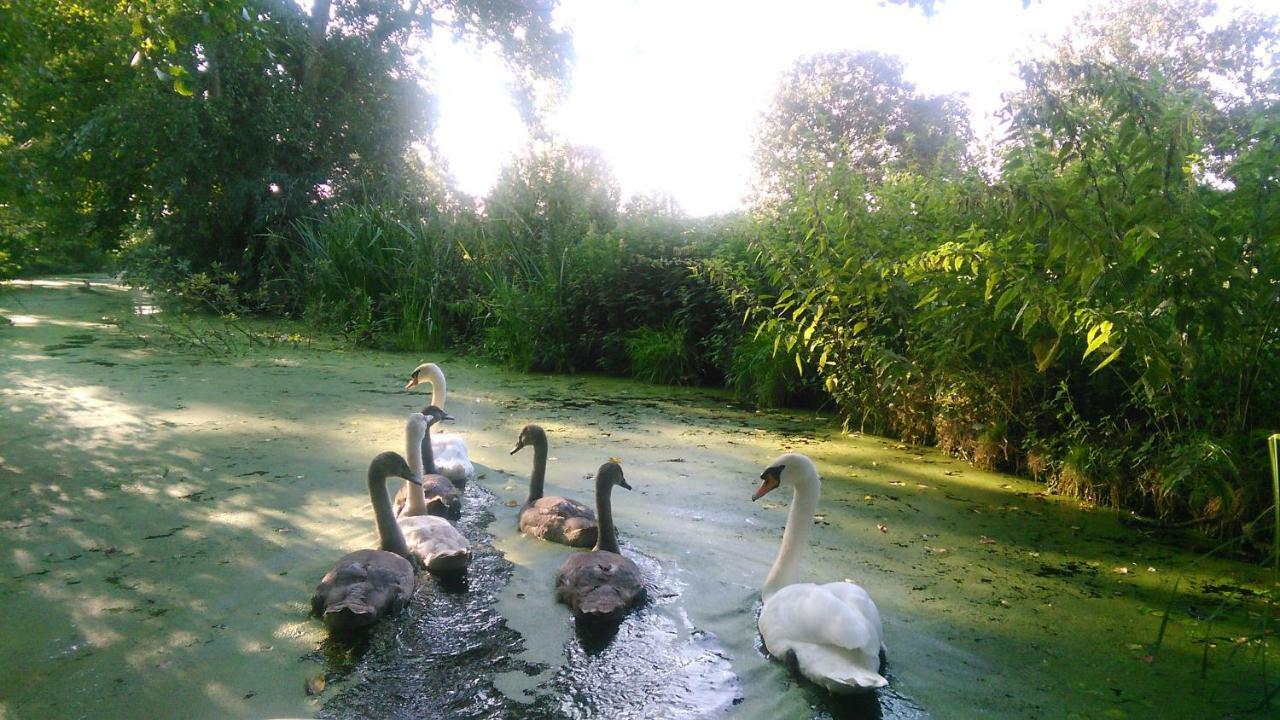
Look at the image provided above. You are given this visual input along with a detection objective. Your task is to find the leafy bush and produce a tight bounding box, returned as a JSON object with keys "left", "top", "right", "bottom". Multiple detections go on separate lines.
{"left": 624, "top": 324, "right": 696, "bottom": 385}
{"left": 273, "top": 201, "right": 478, "bottom": 350}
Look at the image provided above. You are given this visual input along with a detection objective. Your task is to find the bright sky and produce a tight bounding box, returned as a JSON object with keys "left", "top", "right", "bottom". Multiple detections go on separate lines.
{"left": 422, "top": 0, "right": 1268, "bottom": 216}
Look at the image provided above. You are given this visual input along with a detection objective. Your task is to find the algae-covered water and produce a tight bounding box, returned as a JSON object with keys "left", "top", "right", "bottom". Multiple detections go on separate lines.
{"left": 1, "top": 277, "right": 1275, "bottom": 719}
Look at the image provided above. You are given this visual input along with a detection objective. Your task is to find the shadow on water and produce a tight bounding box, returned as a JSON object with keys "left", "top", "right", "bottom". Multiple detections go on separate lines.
{"left": 801, "top": 663, "right": 929, "bottom": 720}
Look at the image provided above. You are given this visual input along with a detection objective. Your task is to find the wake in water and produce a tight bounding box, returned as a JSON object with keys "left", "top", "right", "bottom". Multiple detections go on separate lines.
{"left": 316, "top": 483, "right": 742, "bottom": 719}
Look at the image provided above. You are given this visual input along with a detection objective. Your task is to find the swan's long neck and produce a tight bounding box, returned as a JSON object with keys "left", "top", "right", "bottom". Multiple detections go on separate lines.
{"left": 762, "top": 477, "right": 820, "bottom": 601}
{"left": 424, "top": 365, "right": 446, "bottom": 409}
{"left": 526, "top": 433, "right": 548, "bottom": 504}
{"left": 404, "top": 420, "right": 429, "bottom": 514}
{"left": 421, "top": 421, "right": 438, "bottom": 475}
{"left": 369, "top": 462, "right": 410, "bottom": 559}
{"left": 593, "top": 478, "right": 620, "bottom": 554}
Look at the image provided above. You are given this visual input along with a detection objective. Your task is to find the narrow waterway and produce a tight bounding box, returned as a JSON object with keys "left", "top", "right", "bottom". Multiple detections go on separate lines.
{"left": 0, "top": 277, "right": 1274, "bottom": 719}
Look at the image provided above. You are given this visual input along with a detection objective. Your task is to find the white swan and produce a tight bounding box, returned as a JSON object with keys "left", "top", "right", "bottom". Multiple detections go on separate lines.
{"left": 396, "top": 412, "right": 471, "bottom": 574}
{"left": 753, "top": 452, "right": 887, "bottom": 693}
{"left": 405, "top": 362, "right": 474, "bottom": 484}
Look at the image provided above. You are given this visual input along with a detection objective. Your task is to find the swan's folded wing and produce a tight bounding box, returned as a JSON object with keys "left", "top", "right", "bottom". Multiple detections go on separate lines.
{"left": 759, "top": 583, "right": 879, "bottom": 655}
{"left": 819, "top": 581, "right": 885, "bottom": 647}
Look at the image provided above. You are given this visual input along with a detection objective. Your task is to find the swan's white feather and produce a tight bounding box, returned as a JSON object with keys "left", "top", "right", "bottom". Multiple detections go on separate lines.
{"left": 759, "top": 581, "right": 886, "bottom": 693}
{"left": 430, "top": 434, "right": 474, "bottom": 483}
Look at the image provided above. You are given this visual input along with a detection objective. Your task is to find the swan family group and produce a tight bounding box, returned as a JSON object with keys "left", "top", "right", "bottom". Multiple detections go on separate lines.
{"left": 310, "top": 362, "right": 888, "bottom": 694}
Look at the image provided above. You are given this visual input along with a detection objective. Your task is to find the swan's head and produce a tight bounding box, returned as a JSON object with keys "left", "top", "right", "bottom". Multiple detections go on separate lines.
{"left": 510, "top": 424, "right": 546, "bottom": 455}
{"left": 371, "top": 450, "right": 421, "bottom": 486}
{"left": 752, "top": 452, "right": 818, "bottom": 501}
{"left": 420, "top": 404, "right": 454, "bottom": 426}
{"left": 406, "top": 412, "right": 429, "bottom": 441}
{"left": 596, "top": 461, "right": 632, "bottom": 491}
{"left": 404, "top": 362, "right": 443, "bottom": 391}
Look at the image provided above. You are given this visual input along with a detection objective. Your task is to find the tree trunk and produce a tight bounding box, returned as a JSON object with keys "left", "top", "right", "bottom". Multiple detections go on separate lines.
{"left": 301, "top": 0, "right": 331, "bottom": 97}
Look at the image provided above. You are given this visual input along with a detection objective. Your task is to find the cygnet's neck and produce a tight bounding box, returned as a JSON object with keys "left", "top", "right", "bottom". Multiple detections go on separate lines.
{"left": 762, "top": 475, "right": 820, "bottom": 601}
{"left": 421, "top": 419, "right": 438, "bottom": 475}
{"left": 404, "top": 417, "right": 430, "bottom": 514}
{"left": 593, "top": 477, "right": 620, "bottom": 554}
{"left": 526, "top": 432, "right": 549, "bottom": 504}
{"left": 369, "top": 456, "right": 410, "bottom": 559}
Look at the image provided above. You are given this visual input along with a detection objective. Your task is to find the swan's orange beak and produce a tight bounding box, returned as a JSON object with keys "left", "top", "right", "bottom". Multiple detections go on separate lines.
{"left": 752, "top": 465, "right": 783, "bottom": 501}
{"left": 404, "top": 371, "right": 420, "bottom": 390}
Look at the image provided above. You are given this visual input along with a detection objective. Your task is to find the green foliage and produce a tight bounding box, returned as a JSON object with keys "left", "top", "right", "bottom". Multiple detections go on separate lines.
{"left": 474, "top": 144, "right": 735, "bottom": 376}
{"left": 733, "top": 0, "right": 1280, "bottom": 534}
{"left": 624, "top": 323, "right": 696, "bottom": 386}
{"left": 0, "top": 0, "right": 570, "bottom": 277}
{"left": 721, "top": 332, "right": 806, "bottom": 408}
{"left": 274, "top": 200, "right": 478, "bottom": 350}
{"left": 753, "top": 50, "right": 973, "bottom": 203}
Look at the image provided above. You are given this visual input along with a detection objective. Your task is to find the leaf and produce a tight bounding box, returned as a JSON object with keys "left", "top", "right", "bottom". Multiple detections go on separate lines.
{"left": 994, "top": 286, "right": 1019, "bottom": 316}
{"left": 1033, "top": 336, "right": 1061, "bottom": 372}
{"left": 1091, "top": 346, "right": 1124, "bottom": 374}
{"left": 1083, "top": 320, "right": 1112, "bottom": 358}
{"left": 913, "top": 287, "right": 939, "bottom": 309}
{"left": 173, "top": 77, "right": 195, "bottom": 97}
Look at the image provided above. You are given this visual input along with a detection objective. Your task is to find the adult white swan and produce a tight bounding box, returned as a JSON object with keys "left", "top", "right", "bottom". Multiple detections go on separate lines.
{"left": 752, "top": 452, "right": 887, "bottom": 693}
{"left": 405, "top": 362, "right": 474, "bottom": 484}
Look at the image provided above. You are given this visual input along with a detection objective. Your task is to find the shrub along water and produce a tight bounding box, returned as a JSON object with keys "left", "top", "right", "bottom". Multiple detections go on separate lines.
{"left": 114, "top": 1, "right": 1278, "bottom": 543}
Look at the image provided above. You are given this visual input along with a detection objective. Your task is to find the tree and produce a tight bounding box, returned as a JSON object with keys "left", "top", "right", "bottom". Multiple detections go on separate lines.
{"left": 752, "top": 51, "right": 973, "bottom": 203}
{"left": 485, "top": 142, "right": 620, "bottom": 257}
{"left": 0, "top": 0, "right": 571, "bottom": 277}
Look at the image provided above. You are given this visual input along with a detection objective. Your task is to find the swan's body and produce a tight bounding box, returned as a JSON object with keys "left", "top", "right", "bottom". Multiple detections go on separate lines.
{"left": 753, "top": 453, "right": 887, "bottom": 693}
{"left": 554, "top": 462, "right": 644, "bottom": 624}
{"left": 405, "top": 362, "right": 474, "bottom": 484}
{"left": 395, "top": 411, "right": 471, "bottom": 573}
{"left": 395, "top": 406, "right": 460, "bottom": 519}
{"left": 311, "top": 452, "right": 418, "bottom": 633}
{"left": 511, "top": 424, "right": 597, "bottom": 547}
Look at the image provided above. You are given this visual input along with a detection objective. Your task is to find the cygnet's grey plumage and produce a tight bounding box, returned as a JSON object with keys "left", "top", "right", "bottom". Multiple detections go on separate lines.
{"left": 312, "top": 451, "right": 418, "bottom": 633}
{"left": 554, "top": 461, "right": 644, "bottom": 625}
{"left": 394, "top": 405, "right": 461, "bottom": 519}
{"left": 512, "top": 424, "right": 597, "bottom": 547}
